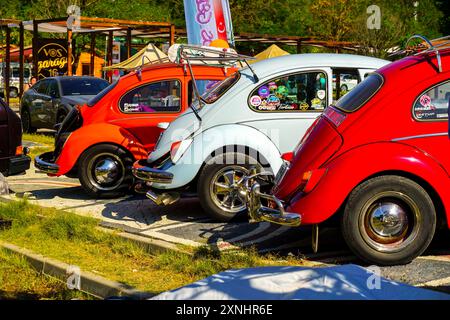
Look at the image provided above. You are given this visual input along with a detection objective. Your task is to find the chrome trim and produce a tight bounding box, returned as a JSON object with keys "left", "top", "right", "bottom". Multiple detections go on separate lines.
{"left": 132, "top": 160, "right": 173, "bottom": 184}
{"left": 34, "top": 152, "right": 59, "bottom": 174}
{"left": 245, "top": 176, "right": 301, "bottom": 227}
{"left": 146, "top": 189, "right": 180, "bottom": 206}
{"left": 392, "top": 132, "right": 447, "bottom": 142}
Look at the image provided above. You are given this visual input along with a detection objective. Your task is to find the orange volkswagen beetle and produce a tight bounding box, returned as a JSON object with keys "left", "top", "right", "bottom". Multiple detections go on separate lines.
{"left": 35, "top": 63, "right": 232, "bottom": 197}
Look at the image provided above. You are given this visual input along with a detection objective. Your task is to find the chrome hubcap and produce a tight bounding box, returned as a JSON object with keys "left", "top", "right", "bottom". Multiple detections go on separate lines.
{"left": 211, "top": 166, "right": 248, "bottom": 213}
{"left": 360, "top": 192, "right": 420, "bottom": 253}
{"left": 87, "top": 153, "right": 125, "bottom": 191}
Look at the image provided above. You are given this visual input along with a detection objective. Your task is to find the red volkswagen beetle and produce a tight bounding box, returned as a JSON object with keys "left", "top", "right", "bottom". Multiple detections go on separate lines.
{"left": 247, "top": 37, "right": 450, "bottom": 265}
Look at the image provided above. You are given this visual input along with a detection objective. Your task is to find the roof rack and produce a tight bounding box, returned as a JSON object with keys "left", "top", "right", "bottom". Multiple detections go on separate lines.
{"left": 391, "top": 34, "right": 450, "bottom": 72}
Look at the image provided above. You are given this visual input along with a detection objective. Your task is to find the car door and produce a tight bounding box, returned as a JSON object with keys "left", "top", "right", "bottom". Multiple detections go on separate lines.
{"left": 31, "top": 79, "right": 50, "bottom": 127}
{"left": 240, "top": 68, "right": 331, "bottom": 154}
{"left": 45, "top": 79, "right": 61, "bottom": 128}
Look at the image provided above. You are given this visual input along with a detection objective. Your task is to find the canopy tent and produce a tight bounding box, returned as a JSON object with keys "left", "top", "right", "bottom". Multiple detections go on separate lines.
{"left": 103, "top": 43, "right": 168, "bottom": 71}
{"left": 250, "top": 44, "right": 290, "bottom": 64}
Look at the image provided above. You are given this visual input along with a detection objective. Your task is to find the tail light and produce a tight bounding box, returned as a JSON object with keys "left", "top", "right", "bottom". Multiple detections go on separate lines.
{"left": 300, "top": 168, "right": 327, "bottom": 193}
{"left": 15, "top": 146, "right": 23, "bottom": 156}
{"left": 281, "top": 152, "right": 294, "bottom": 162}
{"left": 324, "top": 106, "right": 347, "bottom": 127}
{"left": 170, "top": 139, "right": 193, "bottom": 163}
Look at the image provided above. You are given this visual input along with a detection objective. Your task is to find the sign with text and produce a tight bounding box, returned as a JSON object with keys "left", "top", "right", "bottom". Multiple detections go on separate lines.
{"left": 183, "top": 0, "right": 234, "bottom": 46}
{"left": 36, "top": 39, "right": 69, "bottom": 79}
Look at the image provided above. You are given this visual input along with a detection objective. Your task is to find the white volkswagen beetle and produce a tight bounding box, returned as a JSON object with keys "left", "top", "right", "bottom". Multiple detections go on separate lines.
{"left": 133, "top": 53, "right": 389, "bottom": 221}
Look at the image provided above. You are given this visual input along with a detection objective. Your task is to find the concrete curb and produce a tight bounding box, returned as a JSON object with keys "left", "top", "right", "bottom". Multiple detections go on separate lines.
{"left": 0, "top": 242, "right": 155, "bottom": 300}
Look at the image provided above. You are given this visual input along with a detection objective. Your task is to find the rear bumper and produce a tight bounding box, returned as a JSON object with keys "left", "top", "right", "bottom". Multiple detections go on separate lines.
{"left": 34, "top": 152, "right": 60, "bottom": 174}
{"left": 132, "top": 159, "right": 173, "bottom": 184}
{"left": 246, "top": 179, "right": 302, "bottom": 227}
{"left": 7, "top": 154, "right": 31, "bottom": 176}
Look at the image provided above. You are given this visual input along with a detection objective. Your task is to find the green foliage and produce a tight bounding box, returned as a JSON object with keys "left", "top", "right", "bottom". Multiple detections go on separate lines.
{"left": 0, "top": 1, "right": 447, "bottom": 58}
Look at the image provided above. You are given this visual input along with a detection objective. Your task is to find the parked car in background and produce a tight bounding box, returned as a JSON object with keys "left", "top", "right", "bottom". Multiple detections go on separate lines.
{"left": 0, "top": 62, "right": 32, "bottom": 98}
{"left": 20, "top": 76, "right": 109, "bottom": 133}
{"left": 133, "top": 54, "right": 389, "bottom": 221}
{"left": 35, "top": 63, "right": 233, "bottom": 197}
{"left": 246, "top": 39, "right": 450, "bottom": 266}
{"left": 0, "top": 97, "right": 30, "bottom": 176}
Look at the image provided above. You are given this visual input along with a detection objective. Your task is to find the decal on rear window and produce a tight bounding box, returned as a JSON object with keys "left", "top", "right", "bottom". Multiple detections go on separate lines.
{"left": 248, "top": 71, "right": 328, "bottom": 112}
{"left": 413, "top": 80, "right": 450, "bottom": 121}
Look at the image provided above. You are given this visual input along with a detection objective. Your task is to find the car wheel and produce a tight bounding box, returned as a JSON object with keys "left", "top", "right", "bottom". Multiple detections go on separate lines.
{"left": 21, "top": 109, "right": 37, "bottom": 134}
{"left": 198, "top": 152, "right": 262, "bottom": 222}
{"left": 78, "top": 144, "right": 134, "bottom": 198}
{"left": 341, "top": 175, "right": 436, "bottom": 266}
{"left": 9, "top": 88, "right": 18, "bottom": 98}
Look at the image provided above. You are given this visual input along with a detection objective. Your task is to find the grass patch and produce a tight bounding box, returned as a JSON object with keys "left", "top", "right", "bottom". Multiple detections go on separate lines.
{"left": 22, "top": 133, "right": 54, "bottom": 159}
{"left": 0, "top": 200, "right": 310, "bottom": 296}
{"left": 0, "top": 248, "right": 92, "bottom": 300}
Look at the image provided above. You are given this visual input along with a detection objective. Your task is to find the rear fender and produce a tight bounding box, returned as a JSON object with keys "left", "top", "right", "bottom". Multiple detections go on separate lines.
{"left": 288, "top": 142, "right": 450, "bottom": 227}
{"left": 54, "top": 123, "right": 147, "bottom": 175}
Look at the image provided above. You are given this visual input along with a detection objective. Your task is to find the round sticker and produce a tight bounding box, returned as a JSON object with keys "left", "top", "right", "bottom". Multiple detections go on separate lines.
{"left": 317, "top": 90, "right": 326, "bottom": 100}
{"left": 299, "top": 102, "right": 309, "bottom": 110}
{"left": 267, "top": 94, "right": 281, "bottom": 108}
{"left": 420, "top": 95, "right": 431, "bottom": 107}
{"left": 268, "top": 82, "right": 278, "bottom": 92}
{"left": 258, "top": 86, "right": 270, "bottom": 98}
{"left": 250, "top": 95, "right": 262, "bottom": 107}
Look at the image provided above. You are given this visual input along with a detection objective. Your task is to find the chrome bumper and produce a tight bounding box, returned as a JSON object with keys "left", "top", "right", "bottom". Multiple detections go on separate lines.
{"left": 132, "top": 159, "right": 173, "bottom": 184}
{"left": 246, "top": 177, "right": 302, "bottom": 227}
{"left": 34, "top": 152, "right": 59, "bottom": 174}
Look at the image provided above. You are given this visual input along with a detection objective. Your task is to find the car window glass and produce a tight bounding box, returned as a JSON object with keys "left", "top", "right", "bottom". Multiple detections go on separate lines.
{"left": 188, "top": 79, "right": 221, "bottom": 105}
{"left": 59, "top": 78, "right": 109, "bottom": 96}
{"left": 335, "top": 73, "right": 384, "bottom": 113}
{"left": 332, "top": 69, "right": 361, "bottom": 103}
{"left": 120, "top": 80, "right": 181, "bottom": 113}
{"left": 248, "top": 71, "right": 327, "bottom": 112}
{"left": 201, "top": 72, "right": 240, "bottom": 107}
{"left": 413, "top": 80, "right": 450, "bottom": 121}
{"left": 47, "top": 80, "right": 59, "bottom": 98}
{"left": 36, "top": 80, "right": 49, "bottom": 95}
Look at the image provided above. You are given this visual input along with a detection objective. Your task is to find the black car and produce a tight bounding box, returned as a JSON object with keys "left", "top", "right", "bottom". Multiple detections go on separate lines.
{"left": 0, "top": 97, "right": 30, "bottom": 176}
{"left": 20, "top": 76, "right": 109, "bottom": 133}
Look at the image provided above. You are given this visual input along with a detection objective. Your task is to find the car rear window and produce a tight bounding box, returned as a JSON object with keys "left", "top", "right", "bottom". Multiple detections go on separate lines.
{"left": 334, "top": 73, "right": 384, "bottom": 113}
{"left": 200, "top": 72, "right": 240, "bottom": 107}
{"left": 87, "top": 81, "right": 118, "bottom": 107}
{"left": 60, "top": 78, "right": 109, "bottom": 96}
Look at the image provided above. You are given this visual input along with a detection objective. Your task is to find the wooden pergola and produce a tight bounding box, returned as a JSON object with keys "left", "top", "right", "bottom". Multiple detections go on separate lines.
{"left": 0, "top": 16, "right": 176, "bottom": 104}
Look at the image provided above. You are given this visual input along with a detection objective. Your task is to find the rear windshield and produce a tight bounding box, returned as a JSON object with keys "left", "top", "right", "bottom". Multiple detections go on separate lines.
{"left": 335, "top": 73, "right": 384, "bottom": 113}
{"left": 60, "top": 78, "right": 109, "bottom": 96}
{"left": 88, "top": 81, "right": 118, "bottom": 107}
{"left": 200, "top": 72, "right": 240, "bottom": 106}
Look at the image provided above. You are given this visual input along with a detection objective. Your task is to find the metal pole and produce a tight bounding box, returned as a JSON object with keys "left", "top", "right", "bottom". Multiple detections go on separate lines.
{"left": 107, "top": 30, "right": 113, "bottom": 82}
{"left": 5, "top": 26, "right": 10, "bottom": 105}
{"left": 67, "top": 28, "right": 73, "bottom": 76}
{"left": 126, "top": 28, "right": 131, "bottom": 59}
{"left": 170, "top": 24, "right": 175, "bottom": 46}
{"left": 90, "top": 32, "right": 96, "bottom": 76}
{"left": 19, "top": 22, "right": 24, "bottom": 98}
{"left": 32, "top": 20, "right": 38, "bottom": 79}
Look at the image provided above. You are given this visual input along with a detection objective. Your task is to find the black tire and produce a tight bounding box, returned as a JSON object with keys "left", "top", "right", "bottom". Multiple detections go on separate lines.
{"left": 78, "top": 144, "right": 134, "bottom": 198}
{"left": 198, "top": 151, "right": 262, "bottom": 222}
{"left": 21, "top": 109, "right": 37, "bottom": 134}
{"left": 341, "top": 175, "right": 436, "bottom": 266}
